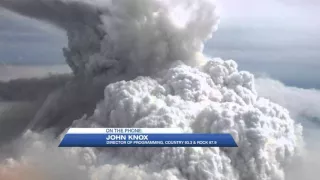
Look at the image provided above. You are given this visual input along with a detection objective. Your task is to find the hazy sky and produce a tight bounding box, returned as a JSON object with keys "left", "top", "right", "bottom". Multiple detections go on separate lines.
{"left": 213, "top": 0, "right": 320, "bottom": 88}
{"left": 0, "top": 8, "right": 65, "bottom": 65}
{"left": 0, "top": 0, "right": 319, "bottom": 88}
{"left": 218, "top": 0, "right": 320, "bottom": 25}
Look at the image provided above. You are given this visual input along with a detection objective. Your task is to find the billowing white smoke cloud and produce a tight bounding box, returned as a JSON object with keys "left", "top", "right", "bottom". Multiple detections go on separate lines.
{"left": 0, "top": 0, "right": 303, "bottom": 180}
{"left": 1, "top": 59, "right": 302, "bottom": 180}
{"left": 72, "top": 59, "right": 302, "bottom": 180}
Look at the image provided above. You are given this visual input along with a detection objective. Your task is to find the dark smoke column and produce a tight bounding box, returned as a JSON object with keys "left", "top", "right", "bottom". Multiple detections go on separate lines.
{"left": 0, "top": 0, "right": 115, "bottom": 133}
{"left": 0, "top": 0, "right": 106, "bottom": 76}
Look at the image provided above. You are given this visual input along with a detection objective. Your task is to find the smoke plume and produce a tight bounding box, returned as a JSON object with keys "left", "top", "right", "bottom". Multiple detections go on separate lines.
{"left": 0, "top": 0, "right": 219, "bottom": 77}
{"left": 0, "top": 0, "right": 304, "bottom": 180}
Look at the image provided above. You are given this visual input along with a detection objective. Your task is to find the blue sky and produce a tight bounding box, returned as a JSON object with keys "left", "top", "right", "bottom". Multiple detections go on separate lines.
{"left": 0, "top": 0, "right": 319, "bottom": 88}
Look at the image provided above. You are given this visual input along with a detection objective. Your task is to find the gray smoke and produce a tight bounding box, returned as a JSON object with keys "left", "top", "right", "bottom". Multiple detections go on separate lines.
{"left": 0, "top": 0, "right": 219, "bottom": 77}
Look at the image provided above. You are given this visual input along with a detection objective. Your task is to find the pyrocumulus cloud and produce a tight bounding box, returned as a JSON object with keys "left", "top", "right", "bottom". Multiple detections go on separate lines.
{"left": 0, "top": 0, "right": 303, "bottom": 180}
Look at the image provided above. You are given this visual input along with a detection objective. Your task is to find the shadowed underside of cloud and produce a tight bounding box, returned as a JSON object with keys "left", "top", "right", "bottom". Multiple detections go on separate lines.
{"left": 0, "top": 74, "right": 71, "bottom": 144}
{"left": 0, "top": 73, "right": 115, "bottom": 143}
